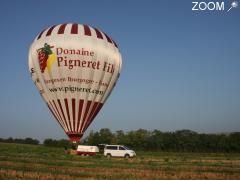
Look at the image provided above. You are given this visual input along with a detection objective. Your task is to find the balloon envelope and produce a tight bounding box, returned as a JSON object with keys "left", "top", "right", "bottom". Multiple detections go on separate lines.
{"left": 28, "top": 23, "right": 122, "bottom": 141}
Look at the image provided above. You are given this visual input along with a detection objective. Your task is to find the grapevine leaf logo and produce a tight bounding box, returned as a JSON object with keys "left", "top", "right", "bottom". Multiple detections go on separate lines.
{"left": 37, "top": 43, "right": 56, "bottom": 73}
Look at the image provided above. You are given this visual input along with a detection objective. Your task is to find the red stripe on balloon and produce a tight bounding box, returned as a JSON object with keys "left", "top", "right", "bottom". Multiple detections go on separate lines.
{"left": 49, "top": 101, "right": 62, "bottom": 124}
{"left": 52, "top": 100, "right": 68, "bottom": 131}
{"left": 71, "top": 23, "right": 78, "bottom": 34}
{"left": 83, "top": 25, "right": 91, "bottom": 36}
{"left": 64, "top": 98, "right": 72, "bottom": 132}
{"left": 89, "top": 103, "right": 103, "bottom": 124}
{"left": 57, "top": 99, "right": 69, "bottom": 131}
{"left": 112, "top": 40, "right": 118, "bottom": 48}
{"left": 83, "top": 102, "right": 99, "bottom": 131}
{"left": 37, "top": 29, "right": 45, "bottom": 39}
{"left": 72, "top": 98, "right": 76, "bottom": 131}
{"left": 58, "top": 24, "right": 67, "bottom": 34}
{"left": 103, "top": 32, "right": 113, "bottom": 43}
{"left": 48, "top": 102, "right": 65, "bottom": 130}
{"left": 94, "top": 28, "right": 103, "bottom": 39}
{"left": 84, "top": 103, "right": 103, "bottom": 132}
{"left": 86, "top": 102, "right": 98, "bottom": 124}
{"left": 80, "top": 101, "right": 92, "bottom": 132}
{"left": 46, "top": 25, "right": 56, "bottom": 36}
{"left": 47, "top": 103, "right": 58, "bottom": 121}
{"left": 77, "top": 99, "right": 84, "bottom": 131}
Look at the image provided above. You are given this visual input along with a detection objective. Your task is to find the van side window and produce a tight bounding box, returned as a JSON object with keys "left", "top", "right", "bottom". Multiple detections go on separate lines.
{"left": 107, "top": 146, "right": 118, "bottom": 150}
{"left": 119, "top": 146, "right": 125, "bottom": 150}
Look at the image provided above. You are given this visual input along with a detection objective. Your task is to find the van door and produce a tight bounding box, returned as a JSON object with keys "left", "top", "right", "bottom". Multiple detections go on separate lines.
{"left": 110, "top": 146, "right": 118, "bottom": 156}
{"left": 118, "top": 146, "right": 126, "bottom": 157}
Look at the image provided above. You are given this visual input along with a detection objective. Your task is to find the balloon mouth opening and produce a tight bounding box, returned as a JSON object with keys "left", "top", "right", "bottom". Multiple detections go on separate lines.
{"left": 66, "top": 132, "right": 83, "bottom": 141}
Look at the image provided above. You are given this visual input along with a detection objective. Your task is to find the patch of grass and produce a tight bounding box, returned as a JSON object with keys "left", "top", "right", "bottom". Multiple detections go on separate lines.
{"left": 1, "top": 142, "right": 240, "bottom": 179}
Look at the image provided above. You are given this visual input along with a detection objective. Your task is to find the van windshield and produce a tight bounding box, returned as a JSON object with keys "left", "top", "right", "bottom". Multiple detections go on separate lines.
{"left": 123, "top": 146, "right": 130, "bottom": 150}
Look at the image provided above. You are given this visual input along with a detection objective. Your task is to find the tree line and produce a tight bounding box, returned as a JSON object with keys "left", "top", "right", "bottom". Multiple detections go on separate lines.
{"left": 0, "top": 129, "right": 239, "bottom": 153}
{"left": 82, "top": 128, "right": 240, "bottom": 153}
{"left": 0, "top": 137, "right": 39, "bottom": 145}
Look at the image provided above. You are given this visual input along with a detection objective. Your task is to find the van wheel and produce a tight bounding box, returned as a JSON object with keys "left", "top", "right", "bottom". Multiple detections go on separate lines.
{"left": 125, "top": 154, "right": 130, "bottom": 158}
{"left": 106, "top": 154, "right": 111, "bottom": 158}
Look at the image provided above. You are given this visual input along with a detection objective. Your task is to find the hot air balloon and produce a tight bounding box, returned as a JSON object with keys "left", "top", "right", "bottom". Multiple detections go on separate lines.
{"left": 28, "top": 23, "right": 122, "bottom": 142}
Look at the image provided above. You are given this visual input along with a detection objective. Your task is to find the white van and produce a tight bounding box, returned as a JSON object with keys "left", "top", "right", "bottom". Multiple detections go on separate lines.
{"left": 104, "top": 145, "right": 136, "bottom": 158}
{"left": 77, "top": 145, "right": 99, "bottom": 156}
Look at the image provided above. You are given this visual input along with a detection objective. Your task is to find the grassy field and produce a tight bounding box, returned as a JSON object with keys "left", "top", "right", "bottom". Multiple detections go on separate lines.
{"left": 0, "top": 143, "right": 239, "bottom": 179}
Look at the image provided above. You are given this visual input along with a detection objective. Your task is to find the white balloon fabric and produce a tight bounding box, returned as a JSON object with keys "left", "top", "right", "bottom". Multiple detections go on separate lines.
{"left": 28, "top": 23, "right": 122, "bottom": 141}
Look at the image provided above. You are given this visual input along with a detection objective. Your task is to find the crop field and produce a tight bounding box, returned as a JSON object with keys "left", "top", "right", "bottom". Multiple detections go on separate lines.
{"left": 0, "top": 143, "right": 239, "bottom": 179}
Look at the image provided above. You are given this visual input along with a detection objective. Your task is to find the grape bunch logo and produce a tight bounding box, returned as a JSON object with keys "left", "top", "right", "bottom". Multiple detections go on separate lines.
{"left": 37, "top": 43, "right": 56, "bottom": 73}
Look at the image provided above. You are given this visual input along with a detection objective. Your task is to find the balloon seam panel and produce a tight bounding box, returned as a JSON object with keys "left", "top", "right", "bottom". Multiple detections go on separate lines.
{"left": 58, "top": 24, "right": 67, "bottom": 34}
{"left": 46, "top": 25, "right": 57, "bottom": 36}
{"left": 71, "top": 23, "right": 78, "bottom": 34}
{"left": 83, "top": 25, "right": 91, "bottom": 36}
{"left": 64, "top": 98, "right": 73, "bottom": 132}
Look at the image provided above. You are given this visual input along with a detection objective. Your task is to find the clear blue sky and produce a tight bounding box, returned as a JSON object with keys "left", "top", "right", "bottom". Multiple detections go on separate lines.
{"left": 0, "top": 0, "right": 239, "bottom": 141}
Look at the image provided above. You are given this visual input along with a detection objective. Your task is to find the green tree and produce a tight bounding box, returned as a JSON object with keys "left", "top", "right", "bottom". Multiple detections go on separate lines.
{"left": 114, "top": 130, "right": 126, "bottom": 144}
{"left": 228, "top": 132, "right": 240, "bottom": 152}
{"left": 147, "top": 130, "right": 164, "bottom": 151}
{"left": 125, "top": 129, "right": 150, "bottom": 150}
{"left": 85, "top": 130, "right": 101, "bottom": 145}
{"left": 99, "top": 128, "right": 113, "bottom": 144}
{"left": 175, "top": 130, "right": 198, "bottom": 152}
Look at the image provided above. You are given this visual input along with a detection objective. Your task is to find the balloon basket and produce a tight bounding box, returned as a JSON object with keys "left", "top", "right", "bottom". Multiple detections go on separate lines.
{"left": 70, "top": 149, "right": 77, "bottom": 155}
